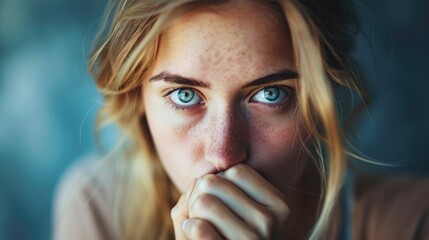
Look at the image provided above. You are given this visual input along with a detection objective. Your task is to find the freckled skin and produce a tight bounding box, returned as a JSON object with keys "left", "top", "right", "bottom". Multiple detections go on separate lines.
{"left": 143, "top": 3, "right": 311, "bottom": 198}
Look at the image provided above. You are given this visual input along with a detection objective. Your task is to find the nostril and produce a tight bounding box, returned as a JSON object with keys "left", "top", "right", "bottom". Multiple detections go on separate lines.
{"left": 215, "top": 165, "right": 225, "bottom": 172}
{"left": 208, "top": 148, "right": 248, "bottom": 172}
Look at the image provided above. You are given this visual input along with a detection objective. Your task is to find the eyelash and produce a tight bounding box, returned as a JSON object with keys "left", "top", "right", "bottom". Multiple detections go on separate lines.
{"left": 250, "top": 85, "right": 294, "bottom": 109}
{"left": 163, "top": 85, "right": 295, "bottom": 111}
{"left": 163, "top": 99, "right": 187, "bottom": 111}
{"left": 163, "top": 86, "right": 203, "bottom": 111}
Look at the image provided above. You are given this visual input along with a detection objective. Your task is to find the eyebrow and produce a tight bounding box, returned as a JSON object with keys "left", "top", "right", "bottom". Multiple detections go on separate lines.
{"left": 243, "top": 69, "right": 298, "bottom": 88}
{"left": 149, "top": 69, "right": 298, "bottom": 88}
{"left": 149, "top": 71, "right": 210, "bottom": 88}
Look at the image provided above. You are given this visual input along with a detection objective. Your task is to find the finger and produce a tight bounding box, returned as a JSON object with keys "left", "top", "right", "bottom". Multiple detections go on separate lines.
{"left": 183, "top": 218, "right": 223, "bottom": 240}
{"left": 189, "top": 193, "right": 259, "bottom": 239}
{"left": 220, "top": 164, "right": 290, "bottom": 223}
{"left": 171, "top": 178, "right": 198, "bottom": 240}
{"left": 221, "top": 164, "right": 288, "bottom": 206}
{"left": 190, "top": 174, "right": 276, "bottom": 237}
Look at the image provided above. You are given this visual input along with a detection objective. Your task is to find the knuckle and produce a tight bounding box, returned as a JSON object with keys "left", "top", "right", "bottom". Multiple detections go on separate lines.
{"left": 276, "top": 201, "right": 290, "bottom": 223}
{"left": 189, "top": 220, "right": 211, "bottom": 239}
{"left": 243, "top": 232, "right": 260, "bottom": 240}
{"left": 170, "top": 205, "right": 178, "bottom": 219}
{"left": 192, "top": 193, "right": 216, "bottom": 212}
{"left": 198, "top": 174, "right": 220, "bottom": 190}
{"left": 258, "top": 208, "right": 276, "bottom": 229}
{"left": 272, "top": 201, "right": 290, "bottom": 224}
{"left": 224, "top": 164, "right": 249, "bottom": 179}
{"left": 253, "top": 208, "right": 276, "bottom": 237}
{"left": 170, "top": 204, "right": 179, "bottom": 220}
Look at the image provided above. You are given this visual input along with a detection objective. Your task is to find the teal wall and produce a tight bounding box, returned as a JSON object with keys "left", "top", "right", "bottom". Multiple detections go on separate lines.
{"left": 0, "top": 0, "right": 104, "bottom": 239}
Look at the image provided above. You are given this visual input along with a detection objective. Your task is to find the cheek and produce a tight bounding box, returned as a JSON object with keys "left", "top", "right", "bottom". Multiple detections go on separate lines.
{"left": 144, "top": 96, "right": 204, "bottom": 192}
{"left": 248, "top": 113, "right": 309, "bottom": 188}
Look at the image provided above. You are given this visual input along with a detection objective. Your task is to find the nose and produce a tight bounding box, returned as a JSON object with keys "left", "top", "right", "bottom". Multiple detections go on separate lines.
{"left": 204, "top": 105, "right": 249, "bottom": 171}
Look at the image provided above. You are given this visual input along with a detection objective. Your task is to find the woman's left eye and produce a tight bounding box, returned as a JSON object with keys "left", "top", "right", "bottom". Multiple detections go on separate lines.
{"left": 251, "top": 86, "right": 289, "bottom": 104}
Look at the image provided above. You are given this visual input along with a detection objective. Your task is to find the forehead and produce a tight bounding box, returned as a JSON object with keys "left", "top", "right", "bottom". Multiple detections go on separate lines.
{"left": 152, "top": 2, "right": 295, "bottom": 84}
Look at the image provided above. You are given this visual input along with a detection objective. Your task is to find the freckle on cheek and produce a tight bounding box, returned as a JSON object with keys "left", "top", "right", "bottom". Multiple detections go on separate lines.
{"left": 179, "top": 125, "right": 204, "bottom": 159}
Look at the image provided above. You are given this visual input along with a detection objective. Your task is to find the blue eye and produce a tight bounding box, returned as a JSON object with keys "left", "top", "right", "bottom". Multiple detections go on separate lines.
{"left": 169, "top": 88, "right": 203, "bottom": 106}
{"left": 252, "top": 87, "right": 288, "bottom": 104}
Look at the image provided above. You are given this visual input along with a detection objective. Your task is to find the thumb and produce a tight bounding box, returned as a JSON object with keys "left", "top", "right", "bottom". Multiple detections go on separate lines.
{"left": 171, "top": 178, "right": 198, "bottom": 240}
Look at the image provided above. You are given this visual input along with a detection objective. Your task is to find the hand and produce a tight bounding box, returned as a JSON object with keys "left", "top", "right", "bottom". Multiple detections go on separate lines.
{"left": 171, "top": 164, "right": 290, "bottom": 239}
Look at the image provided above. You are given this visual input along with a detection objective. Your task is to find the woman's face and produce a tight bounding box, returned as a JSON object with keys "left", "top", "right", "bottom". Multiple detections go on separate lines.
{"left": 143, "top": 3, "right": 309, "bottom": 194}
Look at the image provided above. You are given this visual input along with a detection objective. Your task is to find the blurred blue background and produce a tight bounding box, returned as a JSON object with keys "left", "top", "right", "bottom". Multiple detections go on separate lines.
{"left": 0, "top": 0, "right": 104, "bottom": 239}
{"left": 0, "top": 0, "right": 428, "bottom": 239}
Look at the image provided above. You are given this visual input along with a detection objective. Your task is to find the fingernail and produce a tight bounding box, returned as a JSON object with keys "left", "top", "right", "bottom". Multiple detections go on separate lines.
{"left": 182, "top": 218, "right": 190, "bottom": 231}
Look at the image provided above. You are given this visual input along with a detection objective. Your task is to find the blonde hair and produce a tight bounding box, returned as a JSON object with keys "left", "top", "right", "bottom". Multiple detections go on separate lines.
{"left": 89, "top": 0, "right": 361, "bottom": 239}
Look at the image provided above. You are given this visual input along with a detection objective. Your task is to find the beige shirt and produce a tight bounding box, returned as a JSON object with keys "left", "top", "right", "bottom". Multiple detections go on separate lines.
{"left": 325, "top": 173, "right": 429, "bottom": 240}
{"left": 352, "top": 175, "right": 429, "bottom": 239}
{"left": 53, "top": 155, "right": 121, "bottom": 240}
{"left": 53, "top": 156, "right": 429, "bottom": 240}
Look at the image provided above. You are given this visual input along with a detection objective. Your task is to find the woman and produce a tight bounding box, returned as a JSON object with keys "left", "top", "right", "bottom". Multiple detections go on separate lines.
{"left": 54, "top": 0, "right": 429, "bottom": 239}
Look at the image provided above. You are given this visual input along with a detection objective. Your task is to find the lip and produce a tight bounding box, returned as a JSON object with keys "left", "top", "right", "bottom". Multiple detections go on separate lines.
{"left": 193, "top": 163, "right": 219, "bottom": 178}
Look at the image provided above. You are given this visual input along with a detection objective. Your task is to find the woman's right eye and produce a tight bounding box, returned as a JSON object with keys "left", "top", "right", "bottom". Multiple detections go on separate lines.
{"left": 168, "top": 88, "right": 203, "bottom": 108}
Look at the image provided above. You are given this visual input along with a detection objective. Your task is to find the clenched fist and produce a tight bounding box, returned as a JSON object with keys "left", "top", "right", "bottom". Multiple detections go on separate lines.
{"left": 171, "top": 164, "right": 290, "bottom": 239}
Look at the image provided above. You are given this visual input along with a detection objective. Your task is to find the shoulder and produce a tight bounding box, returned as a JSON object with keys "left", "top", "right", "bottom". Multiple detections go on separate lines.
{"left": 53, "top": 153, "right": 123, "bottom": 240}
{"left": 354, "top": 175, "right": 429, "bottom": 240}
